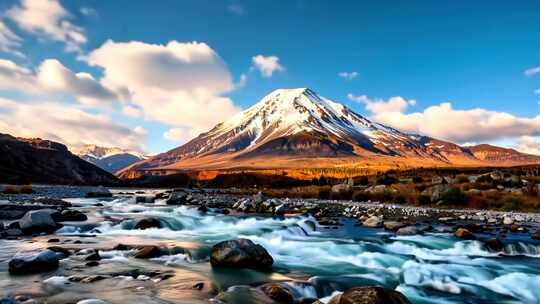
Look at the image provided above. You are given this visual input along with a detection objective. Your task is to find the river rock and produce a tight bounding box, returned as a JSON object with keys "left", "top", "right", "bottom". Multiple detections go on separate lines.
{"left": 384, "top": 221, "right": 405, "bottom": 231}
{"left": 363, "top": 216, "right": 383, "bottom": 228}
{"left": 135, "top": 196, "right": 155, "bottom": 204}
{"left": 60, "top": 209, "right": 87, "bottom": 221}
{"left": 215, "top": 285, "right": 275, "bottom": 304}
{"left": 210, "top": 238, "right": 274, "bottom": 270}
{"left": 455, "top": 228, "right": 475, "bottom": 240}
{"left": 133, "top": 218, "right": 162, "bottom": 230}
{"left": 327, "top": 286, "right": 411, "bottom": 304}
{"left": 274, "top": 204, "right": 287, "bottom": 215}
{"left": 130, "top": 245, "right": 162, "bottom": 259}
{"left": 85, "top": 186, "right": 112, "bottom": 198}
{"left": 166, "top": 191, "right": 188, "bottom": 205}
{"left": 531, "top": 230, "right": 540, "bottom": 240}
{"left": 9, "top": 249, "right": 60, "bottom": 274}
{"left": 503, "top": 216, "right": 514, "bottom": 225}
{"left": 19, "top": 209, "right": 60, "bottom": 234}
{"left": 396, "top": 226, "right": 420, "bottom": 236}
{"left": 259, "top": 283, "right": 294, "bottom": 303}
{"left": 484, "top": 238, "right": 504, "bottom": 252}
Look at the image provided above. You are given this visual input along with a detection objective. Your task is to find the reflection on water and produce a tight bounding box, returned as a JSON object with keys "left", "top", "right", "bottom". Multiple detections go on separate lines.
{"left": 2, "top": 196, "right": 540, "bottom": 303}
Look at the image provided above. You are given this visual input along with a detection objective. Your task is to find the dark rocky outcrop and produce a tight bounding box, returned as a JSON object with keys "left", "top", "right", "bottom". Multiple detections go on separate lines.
{"left": 210, "top": 238, "right": 274, "bottom": 270}
{"left": 0, "top": 133, "right": 118, "bottom": 185}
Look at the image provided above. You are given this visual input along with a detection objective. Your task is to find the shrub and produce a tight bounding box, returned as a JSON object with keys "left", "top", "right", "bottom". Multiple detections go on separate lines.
{"left": 352, "top": 191, "right": 370, "bottom": 202}
{"left": 2, "top": 185, "right": 18, "bottom": 194}
{"left": 497, "top": 197, "right": 521, "bottom": 211}
{"left": 318, "top": 176, "right": 328, "bottom": 186}
{"left": 318, "top": 186, "right": 331, "bottom": 199}
{"left": 392, "top": 195, "right": 407, "bottom": 205}
{"left": 376, "top": 175, "right": 397, "bottom": 186}
{"left": 330, "top": 189, "right": 353, "bottom": 200}
{"left": 412, "top": 176, "right": 423, "bottom": 183}
{"left": 441, "top": 187, "right": 466, "bottom": 205}
{"left": 457, "top": 175, "right": 469, "bottom": 183}
{"left": 417, "top": 195, "right": 431, "bottom": 205}
{"left": 358, "top": 176, "right": 369, "bottom": 186}
{"left": 19, "top": 184, "right": 33, "bottom": 194}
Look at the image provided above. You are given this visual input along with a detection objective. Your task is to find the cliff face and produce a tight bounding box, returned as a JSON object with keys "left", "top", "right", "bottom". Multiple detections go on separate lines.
{"left": 0, "top": 133, "right": 118, "bottom": 185}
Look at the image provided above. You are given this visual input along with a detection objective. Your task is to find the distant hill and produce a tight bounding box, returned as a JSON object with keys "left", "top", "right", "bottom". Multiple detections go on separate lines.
{"left": 75, "top": 144, "right": 147, "bottom": 174}
{"left": 0, "top": 134, "right": 118, "bottom": 185}
{"left": 118, "top": 88, "right": 540, "bottom": 179}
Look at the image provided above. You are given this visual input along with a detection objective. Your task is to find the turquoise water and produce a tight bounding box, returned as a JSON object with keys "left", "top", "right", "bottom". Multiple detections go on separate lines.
{"left": 3, "top": 196, "right": 540, "bottom": 303}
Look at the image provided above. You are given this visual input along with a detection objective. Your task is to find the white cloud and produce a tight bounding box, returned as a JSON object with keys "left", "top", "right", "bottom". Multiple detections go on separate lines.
{"left": 535, "top": 89, "right": 540, "bottom": 95}
{"left": 122, "top": 104, "right": 143, "bottom": 118}
{"left": 348, "top": 93, "right": 416, "bottom": 114}
{"left": 0, "top": 97, "right": 145, "bottom": 151}
{"left": 228, "top": 4, "right": 245, "bottom": 15}
{"left": 163, "top": 128, "right": 187, "bottom": 141}
{"left": 133, "top": 126, "right": 148, "bottom": 136}
{"left": 252, "top": 55, "right": 284, "bottom": 77}
{"left": 86, "top": 40, "right": 241, "bottom": 141}
{"left": 514, "top": 136, "right": 540, "bottom": 155}
{"left": 525, "top": 66, "right": 540, "bottom": 76}
{"left": 7, "top": 0, "right": 86, "bottom": 53}
{"left": 338, "top": 71, "right": 358, "bottom": 80}
{"left": 0, "top": 21, "right": 25, "bottom": 57}
{"left": 363, "top": 101, "right": 540, "bottom": 144}
{"left": 235, "top": 73, "right": 248, "bottom": 89}
{"left": 37, "top": 59, "right": 117, "bottom": 106}
{"left": 0, "top": 59, "right": 38, "bottom": 92}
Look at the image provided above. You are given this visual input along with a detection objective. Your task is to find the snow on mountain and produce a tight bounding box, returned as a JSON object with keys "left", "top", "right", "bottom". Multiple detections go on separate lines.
{"left": 121, "top": 88, "right": 488, "bottom": 176}
{"left": 76, "top": 144, "right": 147, "bottom": 174}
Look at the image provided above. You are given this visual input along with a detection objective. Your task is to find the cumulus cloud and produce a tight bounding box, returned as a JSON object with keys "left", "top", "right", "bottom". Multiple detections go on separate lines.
{"left": 514, "top": 136, "right": 540, "bottom": 155}
{"left": 361, "top": 100, "right": 540, "bottom": 144}
{"left": 252, "top": 55, "right": 284, "bottom": 77}
{"left": 525, "top": 66, "right": 540, "bottom": 76}
{"left": 86, "top": 40, "right": 241, "bottom": 140}
{"left": 37, "top": 59, "right": 117, "bottom": 106}
{"left": 348, "top": 94, "right": 416, "bottom": 114}
{"left": 338, "top": 71, "right": 358, "bottom": 80}
{"left": 0, "top": 97, "right": 145, "bottom": 151}
{"left": 7, "top": 0, "right": 86, "bottom": 53}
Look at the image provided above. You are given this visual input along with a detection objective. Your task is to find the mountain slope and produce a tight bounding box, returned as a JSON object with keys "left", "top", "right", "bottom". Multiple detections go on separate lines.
{"left": 468, "top": 144, "right": 540, "bottom": 164}
{"left": 0, "top": 134, "right": 118, "bottom": 184}
{"left": 76, "top": 144, "right": 147, "bottom": 174}
{"left": 119, "top": 88, "right": 540, "bottom": 178}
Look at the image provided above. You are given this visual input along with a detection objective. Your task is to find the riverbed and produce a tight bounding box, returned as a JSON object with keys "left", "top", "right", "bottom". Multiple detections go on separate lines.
{"left": 2, "top": 192, "right": 540, "bottom": 303}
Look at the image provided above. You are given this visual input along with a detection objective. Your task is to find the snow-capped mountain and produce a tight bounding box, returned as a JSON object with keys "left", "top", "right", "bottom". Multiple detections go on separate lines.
{"left": 119, "top": 88, "right": 540, "bottom": 177}
{"left": 76, "top": 144, "right": 147, "bottom": 174}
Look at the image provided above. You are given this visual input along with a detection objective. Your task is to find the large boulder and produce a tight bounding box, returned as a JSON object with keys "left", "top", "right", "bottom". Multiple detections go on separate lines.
{"left": 383, "top": 221, "right": 405, "bottom": 231}
{"left": 210, "top": 238, "right": 274, "bottom": 270}
{"left": 133, "top": 218, "right": 162, "bottom": 230}
{"left": 9, "top": 249, "right": 60, "bottom": 274}
{"left": 85, "top": 186, "right": 112, "bottom": 198}
{"left": 19, "top": 209, "right": 60, "bottom": 234}
{"left": 327, "top": 286, "right": 410, "bottom": 304}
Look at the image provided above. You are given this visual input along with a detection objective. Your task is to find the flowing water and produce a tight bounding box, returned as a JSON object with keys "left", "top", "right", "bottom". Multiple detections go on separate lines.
{"left": 2, "top": 195, "right": 540, "bottom": 303}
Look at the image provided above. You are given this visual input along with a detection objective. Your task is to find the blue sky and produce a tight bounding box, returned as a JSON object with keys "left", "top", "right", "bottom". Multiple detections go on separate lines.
{"left": 0, "top": 0, "right": 539, "bottom": 155}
